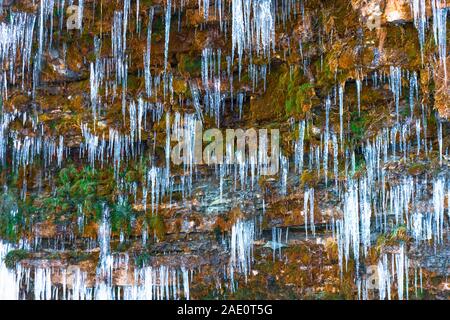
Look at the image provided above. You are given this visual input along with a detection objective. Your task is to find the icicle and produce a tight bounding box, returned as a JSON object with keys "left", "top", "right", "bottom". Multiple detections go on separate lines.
{"left": 90, "top": 62, "right": 99, "bottom": 125}
{"left": 389, "top": 66, "right": 402, "bottom": 122}
{"left": 432, "top": 0, "right": 448, "bottom": 81}
{"left": 164, "top": 0, "right": 172, "bottom": 72}
{"left": 433, "top": 176, "right": 445, "bottom": 244}
{"left": 78, "top": 0, "right": 84, "bottom": 33}
{"left": 295, "top": 120, "right": 305, "bottom": 175}
{"left": 323, "top": 97, "right": 330, "bottom": 186}
{"left": 438, "top": 118, "right": 443, "bottom": 165}
{"left": 416, "top": 119, "right": 421, "bottom": 155}
{"left": 332, "top": 133, "right": 339, "bottom": 192}
{"left": 410, "top": 0, "right": 427, "bottom": 62}
{"left": 339, "top": 83, "right": 344, "bottom": 147}
{"left": 409, "top": 71, "right": 418, "bottom": 116}
{"left": 356, "top": 78, "right": 361, "bottom": 116}
{"left": 279, "top": 155, "right": 288, "bottom": 195}
{"left": 144, "top": 8, "right": 154, "bottom": 98}
{"left": 229, "top": 219, "right": 255, "bottom": 290}
{"left": 303, "top": 188, "right": 316, "bottom": 238}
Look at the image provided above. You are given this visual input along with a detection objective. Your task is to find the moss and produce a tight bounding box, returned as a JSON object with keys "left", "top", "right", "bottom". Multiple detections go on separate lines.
{"left": 408, "top": 163, "right": 426, "bottom": 176}
{"left": 140, "top": 0, "right": 153, "bottom": 6}
{"left": 0, "top": 191, "right": 21, "bottom": 241}
{"left": 134, "top": 251, "right": 154, "bottom": 268}
{"left": 376, "top": 225, "right": 410, "bottom": 250}
{"left": 312, "top": 291, "right": 345, "bottom": 300}
{"left": 352, "top": 155, "right": 367, "bottom": 178}
{"left": 300, "top": 170, "right": 317, "bottom": 188}
{"left": 111, "top": 197, "right": 135, "bottom": 235}
{"left": 315, "top": 57, "right": 335, "bottom": 90}
{"left": 251, "top": 64, "right": 318, "bottom": 120}
{"left": 286, "top": 82, "right": 315, "bottom": 115}
{"left": 349, "top": 111, "right": 370, "bottom": 143}
{"left": 66, "top": 251, "right": 93, "bottom": 264}
{"left": 148, "top": 214, "right": 166, "bottom": 240}
{"left": 20, "top": 163, "right": 120, "bottom": 237}
{"left": 178, "top": 54, "right": 202, "bottom": 76}
{"left": 4, "top": 250, "right": 30, "bottom": 269}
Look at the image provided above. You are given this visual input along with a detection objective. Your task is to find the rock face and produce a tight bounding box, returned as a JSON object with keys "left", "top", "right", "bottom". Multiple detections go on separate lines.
{"left": 0, "top": 0, "right": 449, "bottom": 300}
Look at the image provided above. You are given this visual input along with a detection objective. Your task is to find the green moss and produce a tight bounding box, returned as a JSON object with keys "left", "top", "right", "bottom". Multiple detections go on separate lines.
{"left": 408, "top": 163, "right": 426, "bottom": 176}
{"left": 111, "top": 197, "right": 135, "bottom": 234}
{"left": 300, "top": 170, "right": 317, "bottom": 188}
{"left": 376, "top": 225, "right": 410, "bottom": 250}
{"left": 249, "top": 63, "right": 320, "bottom": 120}
{"left": 148, "top": 214, "right": 166, "bottom": 240}
{"left": 312, "top": 291, "right": 345, "bottom": 300}
{"left": 349, "top": 111, "right": 370, "bottom": 143}
{"left": 4, "top": 250, "right": 30, "bottom": 269}
{"left": 315, "top": 58, "right": 335, "bottom": 90}
{"left": 134, "top": 251, "right": 154, "bottom": 268}
{"left": 66, "top": 251, "right": 92, "bottom": 264}
{"left": 0, "top": 191, "right": 21, "bottom": 241}
{"left": 286, "top": 82, "right": 315, "bottom": 114}
{"left": 179, "top": 54, "right": 202, "bottom": 75}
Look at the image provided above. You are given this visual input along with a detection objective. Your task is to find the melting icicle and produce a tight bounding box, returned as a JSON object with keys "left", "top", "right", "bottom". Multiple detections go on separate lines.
{"left": 438, "top": 118, "right": 443, "bottom": 165}
{"left": 433, "top": 176, "right": 445, "bottom": 244}
{"left": 323, "top": 97, "right": 330, "bottom": 186}
{"left": 410, "top": 0, "right": 427, "bottom": 61}
{"left": 144, "top": 8, "right": 154, "bottom": 98}
{"left": 389, "top": 66, "right": 401, "bottom": 122}
{"left": 303, "top": 187, "right": 315, "bottom": 238}
{"left": 339, "top": 83, "right": 344, "bottom": 147}
{"left": 295, "top": 120, "right": 305, "bottom": 175}
{"left": 432, "top": 0, "right": 448, "bottom": 81}
{"left": 356, "top": 78, "right": 361, "bottom": 116}
{"left": 229, "top": 219, "right": 255, "bottom": 291}
{"left": 164, "top": 0, "right": 172, "bottom": 72}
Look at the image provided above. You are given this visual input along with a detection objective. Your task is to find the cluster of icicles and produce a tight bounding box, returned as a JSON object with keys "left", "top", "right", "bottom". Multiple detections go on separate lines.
{"left": 0, "top": 0, "right": 449, "bottom": 300}
{"left": 410, "top": 0, "right": 448, "bottom": 78}
{"left": 0, "top": 207, "right": 192, "bottom": 300}
{"left": 3, "top": 68, "right": 443, "bottom": 299}
{"left": 0, "top": 0, "right": 279, "bottom": 118}
{"left": 292, "top": 69, "right": 448, "bottom": 300}
{"left": 0, "top": 250, "right": 191, "bottom": 300}
{"left": 0, "top": 109, "right": 66, "bottom": 176}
